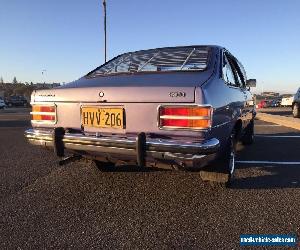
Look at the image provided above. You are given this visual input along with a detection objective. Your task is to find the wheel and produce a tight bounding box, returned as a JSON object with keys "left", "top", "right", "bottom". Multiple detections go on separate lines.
{"left": 200, "top": 131, "right": 237, "bottom": 188}
{"left": 93, "top": 160, "right": 115, "bottom": 172}
{"left": 292, "top": 103, "right": 300, "bottom": 118}
{"left": 223, "top": 133, "right": 236, "bottom": 187}
{"left": 241, "top": 120, "right": 254, "bottom": 145}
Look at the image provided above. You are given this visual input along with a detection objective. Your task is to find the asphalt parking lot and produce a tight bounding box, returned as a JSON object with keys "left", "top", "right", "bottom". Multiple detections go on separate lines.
{"left": 259, "top": 107, "right": 294, "bottom": 118}
{"left": 1, "top": 108, "right": 300, "bottom": 249}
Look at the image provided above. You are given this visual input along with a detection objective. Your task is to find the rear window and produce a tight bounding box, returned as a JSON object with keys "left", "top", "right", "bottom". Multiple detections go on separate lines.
{"left": 87, "top": 46, "right": 210, "bottom": 77}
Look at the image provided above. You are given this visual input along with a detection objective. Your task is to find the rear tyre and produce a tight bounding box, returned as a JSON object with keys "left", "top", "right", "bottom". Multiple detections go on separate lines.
{"left": 94, "top": 160, "right": 115, "bottom": 172}
{"left": 292, "top": 103, "right": 300, "bottom": 118}
{"left": 241, "top": 120, "right": 254, "bottom": 145}
{"left": 200, "top": 131, "right": 236, "bottom": 188}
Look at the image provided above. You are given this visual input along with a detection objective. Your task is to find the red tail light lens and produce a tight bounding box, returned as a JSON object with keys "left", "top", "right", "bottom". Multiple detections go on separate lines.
{"left": 159, "top": 106, "right": 212, "bottom": 130}
{"left": 31, "top": 104, "right": 56, "bottom": 124}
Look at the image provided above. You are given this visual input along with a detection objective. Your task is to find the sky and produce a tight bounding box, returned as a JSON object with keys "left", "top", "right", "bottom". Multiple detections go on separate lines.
{"left": 0, "top": 0, "right": 300, "bottom": 93}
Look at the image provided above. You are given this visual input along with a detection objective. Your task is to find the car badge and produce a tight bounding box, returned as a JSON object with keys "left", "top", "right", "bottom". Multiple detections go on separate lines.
{"left": 169, "top": 91, "right": 186, "bottom": 98}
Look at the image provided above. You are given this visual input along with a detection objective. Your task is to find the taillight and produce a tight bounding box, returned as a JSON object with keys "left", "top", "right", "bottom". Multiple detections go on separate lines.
{"left": 159, "top": 106, "right": 212, "bottom": 130}
{"left": 30, "top": 104, "right": 56, "bottom": 124}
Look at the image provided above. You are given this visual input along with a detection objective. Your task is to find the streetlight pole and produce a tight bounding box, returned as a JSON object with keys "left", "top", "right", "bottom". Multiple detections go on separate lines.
{"left": 103, "top": 0, "right": 107, "bottom": 63}
{"left": 42, "top": 69, "right": 46, "bottom": 85}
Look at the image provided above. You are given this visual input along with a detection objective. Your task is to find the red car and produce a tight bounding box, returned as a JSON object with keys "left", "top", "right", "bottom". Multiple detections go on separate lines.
{"left": 257, "top": 100, "right": 268, "bottom": 109}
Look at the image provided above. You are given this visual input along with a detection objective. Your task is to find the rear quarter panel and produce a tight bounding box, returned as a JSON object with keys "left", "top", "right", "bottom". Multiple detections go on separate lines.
{"left": 202, "top": 77, "right": 248, "bottom": 147}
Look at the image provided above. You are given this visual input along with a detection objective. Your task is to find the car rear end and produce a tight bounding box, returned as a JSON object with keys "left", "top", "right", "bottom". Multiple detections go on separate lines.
{"left": 25, "top": 46, "right": 220, "bottom": 169}
{"left": 0, "top": 98, "right": 5, "bottom": 109}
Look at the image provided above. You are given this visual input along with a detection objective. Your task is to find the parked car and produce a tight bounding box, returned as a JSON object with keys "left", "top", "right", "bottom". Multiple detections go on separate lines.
{"left": 25, "top": 45, "right": 256, "bottom": 187}
{"left": 5, "top": 95, "right": 28, "bottom": 107}
{"left": 0, "top": 98, "right": 5, "bottom": 109}
{"left": 292, "top": 88, "right": 300, "bottom": 117}
{"left": 268, "top": 99, "right": 281, "bottom": 107}
{"left": 264, "top": 100, "right": 273, "bottom": 108}
{"left": 256, "top": 100, "right": 268, "bottom": 109}
{"left": 281, "top": 96, "right": 294, "bottom": 107}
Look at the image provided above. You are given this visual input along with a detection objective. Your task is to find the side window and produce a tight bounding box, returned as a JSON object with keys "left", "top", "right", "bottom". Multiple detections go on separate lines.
{"left": 233, "top": 65, "right": 244, "bottom": 88}
{"left": 224, "top": 52, "right": 245, "bottom": 88}
{"left": 237, "top": 60, "right": 247, "bottom": 84}
{"left": 233, "top": 59, "right": 246, "bottom": 88}
{"left": 222, "top": 55, "right": 236, "bottom": 86}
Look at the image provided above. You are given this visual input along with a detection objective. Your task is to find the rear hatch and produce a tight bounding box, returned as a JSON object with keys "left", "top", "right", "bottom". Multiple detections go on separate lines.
{"left": 31, "top": 45, "right": 215, "bottom": 136}
{"left": 31, "top": 73, "right": 213, "bottom": 136}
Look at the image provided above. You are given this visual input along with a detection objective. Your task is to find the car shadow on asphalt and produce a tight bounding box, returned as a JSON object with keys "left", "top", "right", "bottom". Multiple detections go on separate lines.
{"left": 231, "top": 164, "right": 300, "bottom": 189}
{"left": 232, "top": 130, "right": 300, "bottom": 189}
{"left": 95, "top": 163, "right": 173, "bottom": 172}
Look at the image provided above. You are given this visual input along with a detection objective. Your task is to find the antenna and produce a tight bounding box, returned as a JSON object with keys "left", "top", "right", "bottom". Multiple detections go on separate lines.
{"left": 103, "top": 0, "right": 107, "bottom": 62}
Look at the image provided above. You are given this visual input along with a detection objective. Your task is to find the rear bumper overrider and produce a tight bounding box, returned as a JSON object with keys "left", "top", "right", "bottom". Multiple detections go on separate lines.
{"left": 24, "top": 128, "right": 220, "bottom": 169}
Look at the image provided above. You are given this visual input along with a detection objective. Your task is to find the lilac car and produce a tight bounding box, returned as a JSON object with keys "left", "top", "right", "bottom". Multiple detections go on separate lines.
{"left": 25, "top": 45, "right": 256, "bottom": 186}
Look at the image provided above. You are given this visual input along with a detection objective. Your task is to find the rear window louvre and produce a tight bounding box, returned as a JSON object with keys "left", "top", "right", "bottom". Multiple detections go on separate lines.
{"left": 88, "top": 46, "right": 210, "bottom": 77}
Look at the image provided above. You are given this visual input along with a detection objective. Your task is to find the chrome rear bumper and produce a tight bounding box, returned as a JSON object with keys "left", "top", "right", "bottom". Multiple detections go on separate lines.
{"left": 25, "top": 128, "right": 220, "bottom": 168}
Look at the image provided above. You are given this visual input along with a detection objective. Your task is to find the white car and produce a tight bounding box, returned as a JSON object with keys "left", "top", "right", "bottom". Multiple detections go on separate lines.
{"left": 0, "top": 98, "right": 5, "bottom": 109}
{"left": 281, "top": 96, "right": 294, "bottom": 107}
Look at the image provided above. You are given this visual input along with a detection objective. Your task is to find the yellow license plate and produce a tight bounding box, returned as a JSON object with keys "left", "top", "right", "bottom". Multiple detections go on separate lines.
{"left": 81, "top": 107, "right": 124, "bottom": 129}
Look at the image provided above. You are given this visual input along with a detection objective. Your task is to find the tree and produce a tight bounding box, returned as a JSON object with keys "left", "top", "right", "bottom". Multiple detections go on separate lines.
{"left": 13, "top": 84, "right": 30, "bottom": 96}
{"left": 12, "top": 77, "right": 17, "bottom": 84}
{"left": 0, "top": 77, "right": 3, "bottom": 84}
{"left": 5, "top": 88, "right": 13, "bottom": 97}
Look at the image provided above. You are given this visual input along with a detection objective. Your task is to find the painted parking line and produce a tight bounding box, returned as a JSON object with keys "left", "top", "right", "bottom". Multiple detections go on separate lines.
{"left": 255, "top": 124, "right": 281, "bottom": 127}
{"left": 236, "top": 160, "right": 300, "bottom": 165}
{"left": 255, "top": 135, "right": 300, "bottom": 138}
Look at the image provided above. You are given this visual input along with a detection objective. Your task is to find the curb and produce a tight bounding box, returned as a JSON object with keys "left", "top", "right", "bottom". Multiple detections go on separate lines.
{"left": 256, "top": 112, "right": 300, "bottom": 131}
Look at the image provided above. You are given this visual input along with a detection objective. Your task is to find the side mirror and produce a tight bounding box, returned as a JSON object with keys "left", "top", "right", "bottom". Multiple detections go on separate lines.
{"left": 246, "top": 79, "right": 256, "bottom": 88}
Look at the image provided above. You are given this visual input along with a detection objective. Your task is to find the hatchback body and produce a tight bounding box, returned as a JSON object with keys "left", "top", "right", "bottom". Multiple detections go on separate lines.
{"left": 25, "top": 45, "right": 256, "bottom": 185}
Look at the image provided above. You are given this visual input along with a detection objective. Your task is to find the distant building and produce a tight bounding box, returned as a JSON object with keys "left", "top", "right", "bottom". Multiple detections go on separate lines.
{"left": 261, "top": 91, "right": 280, "bottom": 97}
{"left": 281, "top": 94, "right": 294, "bottom": 98}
